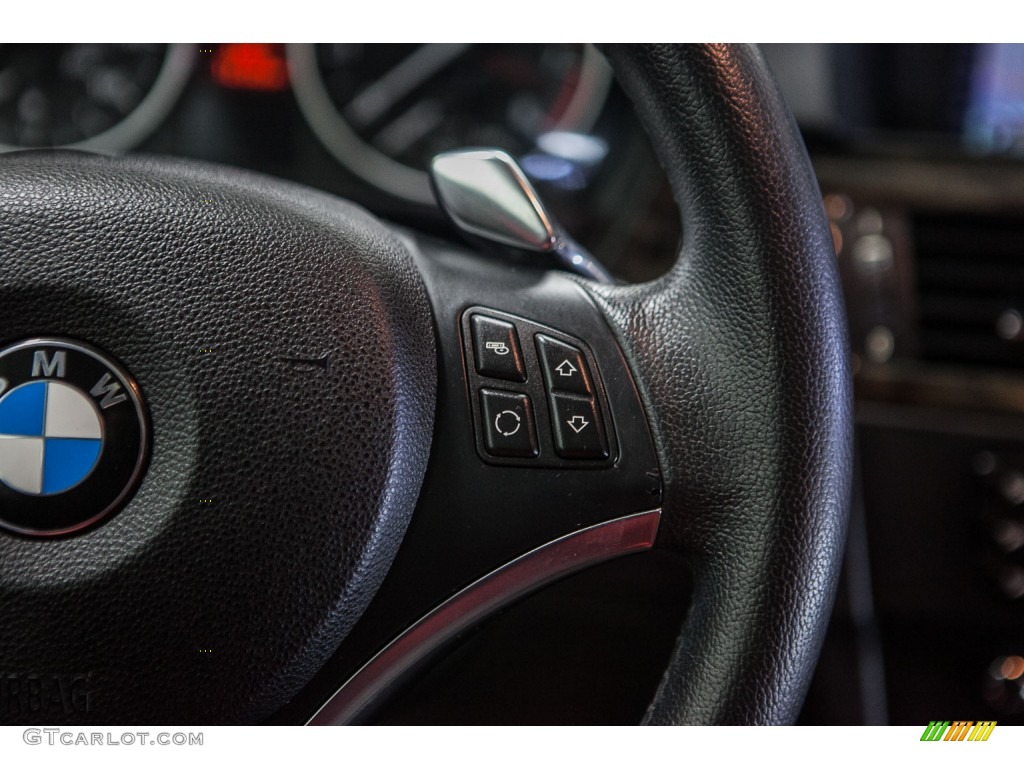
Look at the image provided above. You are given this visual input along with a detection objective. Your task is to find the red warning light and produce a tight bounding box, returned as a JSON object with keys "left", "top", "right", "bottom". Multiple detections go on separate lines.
{"left": 211, "top": 44, "right": 289, "bottom": 92}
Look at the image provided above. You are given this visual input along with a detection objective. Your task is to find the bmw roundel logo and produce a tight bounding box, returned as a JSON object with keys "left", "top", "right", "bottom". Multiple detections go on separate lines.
{"left": 0, "top": 338, "right": 149, "bottom": 536}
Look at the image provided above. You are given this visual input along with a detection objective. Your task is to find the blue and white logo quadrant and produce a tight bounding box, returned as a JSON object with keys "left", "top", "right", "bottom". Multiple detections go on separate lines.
{"left": 42, "top": 438, "right": 102, "bottom": 494}
{"left": 0, "top": 381, "right": 103, "bottom": 495}
{"left": 44, "top": 381, "right": 102, "bottom": 439}
{"left": 0, "top": 380, "right": 47, "bottom": 437}
{"left": 0, "top": 436, "right": 45, "bottom": 495}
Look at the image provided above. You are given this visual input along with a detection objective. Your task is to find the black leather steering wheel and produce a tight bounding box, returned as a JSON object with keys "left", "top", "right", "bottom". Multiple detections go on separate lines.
{"left": 596, "top": 44, "right": 852, "bottom": 724}
{"left": 0, "top": 44, "right": 850, "bottom": 725}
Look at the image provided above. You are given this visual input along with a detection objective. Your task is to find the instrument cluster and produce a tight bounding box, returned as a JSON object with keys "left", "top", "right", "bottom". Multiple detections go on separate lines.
{"left": 0, "top": 44, "right": 679, "bottom": 282}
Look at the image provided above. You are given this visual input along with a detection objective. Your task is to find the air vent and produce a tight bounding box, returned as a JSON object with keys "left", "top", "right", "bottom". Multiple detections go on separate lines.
{"left": 915, "top": 212, "right": 1024, "bottom": 369}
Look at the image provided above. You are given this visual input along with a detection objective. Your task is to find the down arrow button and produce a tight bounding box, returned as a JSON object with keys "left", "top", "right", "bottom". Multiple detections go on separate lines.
{"left": 550, "top": 394, "right": 608, "bottom": 460}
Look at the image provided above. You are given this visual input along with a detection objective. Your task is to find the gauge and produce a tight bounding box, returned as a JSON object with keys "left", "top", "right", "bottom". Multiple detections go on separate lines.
{"left": 287, "top": 44, "right": 613, "bottom": 205}
{"left": 0, "top": 44, "right": 194, "bottom": 152}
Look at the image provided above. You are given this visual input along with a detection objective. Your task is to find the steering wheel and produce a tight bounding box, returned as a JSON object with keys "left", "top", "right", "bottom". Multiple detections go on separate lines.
{"left": 0, "top": 44, "right": 850, "bottom": 725}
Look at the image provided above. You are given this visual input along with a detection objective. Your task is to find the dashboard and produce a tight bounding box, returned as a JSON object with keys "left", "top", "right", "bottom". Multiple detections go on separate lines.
{"left": 3, "top": 42, "right": 1022, "bottom": 726}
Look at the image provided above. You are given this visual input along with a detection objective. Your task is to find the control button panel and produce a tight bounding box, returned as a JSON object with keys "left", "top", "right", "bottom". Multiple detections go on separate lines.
{"left": 479, "top": 389, "right": 538, "bottom": 457}
{"left": 470, "top": 314, "right": 526, "bottom": 382}
{"left": 461, "top": 308, "right": 617, "bottom": 468}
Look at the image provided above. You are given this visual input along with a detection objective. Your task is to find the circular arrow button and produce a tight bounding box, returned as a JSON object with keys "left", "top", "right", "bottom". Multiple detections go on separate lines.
{"left": 479, "top": 389, "right": 538, "bottom": 458}
{"left": 494, "top": 409, "right": 522, "bottom": 437}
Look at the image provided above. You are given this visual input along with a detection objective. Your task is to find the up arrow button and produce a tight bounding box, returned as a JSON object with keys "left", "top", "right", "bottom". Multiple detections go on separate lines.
{"left": 555, "top": 359, "right": 578, "bottom": 377}
{"left": 536, "top": 335, "right": 591, "bottom": 396}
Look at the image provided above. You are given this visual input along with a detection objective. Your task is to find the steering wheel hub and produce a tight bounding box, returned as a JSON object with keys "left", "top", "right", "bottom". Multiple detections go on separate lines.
{"left": 0, "top": 151, "right": 436, "bottom": 723}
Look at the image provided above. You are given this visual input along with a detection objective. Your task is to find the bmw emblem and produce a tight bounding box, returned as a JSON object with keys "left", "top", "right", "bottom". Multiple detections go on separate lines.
{"left": 0, "top": 338, "right": 149, "bottom": 536}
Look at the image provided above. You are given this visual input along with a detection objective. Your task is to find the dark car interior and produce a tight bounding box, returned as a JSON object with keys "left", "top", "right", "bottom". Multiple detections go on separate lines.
{"left": 767, "top": 43, "right": 1024, "bottom": 727}
{"left": 0, "top": 43, "right": 1020, "bottom": 726}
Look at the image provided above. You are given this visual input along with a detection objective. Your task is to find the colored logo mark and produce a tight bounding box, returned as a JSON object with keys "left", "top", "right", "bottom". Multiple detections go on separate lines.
{"left": 0, "top": 380, "right": 103, "bottom": 495}
{"left": 920, "top": 720, "right": 997, "bottom": 741}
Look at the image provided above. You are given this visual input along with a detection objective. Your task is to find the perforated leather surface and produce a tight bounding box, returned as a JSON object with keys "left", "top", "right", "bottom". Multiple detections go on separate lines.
{"left": 592, "top": 44, "right": 853, "bottom": 724}
{"left": 0, "top": 152, "right": 435, "bottom": 723}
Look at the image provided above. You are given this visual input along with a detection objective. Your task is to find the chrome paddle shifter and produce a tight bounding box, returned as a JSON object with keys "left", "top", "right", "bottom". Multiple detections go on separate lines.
{"left": 430, "top": 148, "right": 615, "bottom": 284}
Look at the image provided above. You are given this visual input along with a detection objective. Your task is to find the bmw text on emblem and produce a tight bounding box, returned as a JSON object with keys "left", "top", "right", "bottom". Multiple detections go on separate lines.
{"left": 0, "top": 339, "right": 148, "bottom": 536}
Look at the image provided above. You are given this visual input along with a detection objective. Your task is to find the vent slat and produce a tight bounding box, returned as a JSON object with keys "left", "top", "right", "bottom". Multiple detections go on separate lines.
{"left": 919, "top": 295, "right": 1019, "bottom": 326}
{"left": 917, "top": 260, "right": 1024, "bottom": 293}
{"left": 915, "top": 213, "right": 1024, "bottom": 370}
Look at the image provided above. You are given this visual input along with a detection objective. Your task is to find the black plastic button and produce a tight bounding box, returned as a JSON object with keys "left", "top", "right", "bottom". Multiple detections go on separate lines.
{"left": 536, "top": 334, "right": 592, "bottom": 396}
{"left": 549, "top": 394, "right": 608, "bottom": 459}
{"left": 479, "top": 389, "right": 538, "bottom": 458}
{"left": 471, "top": 315, "right": 526, "bottom": 382}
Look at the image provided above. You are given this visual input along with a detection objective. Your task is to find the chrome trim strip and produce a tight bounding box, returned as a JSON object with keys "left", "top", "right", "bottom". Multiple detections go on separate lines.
{"left": 307, "top": 508, "right": 661, "bottom": 725}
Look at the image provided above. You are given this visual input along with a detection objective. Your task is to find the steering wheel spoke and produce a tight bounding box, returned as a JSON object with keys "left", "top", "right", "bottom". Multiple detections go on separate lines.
{"left": 282, "top": 230, "right": 665, "bottom": 723}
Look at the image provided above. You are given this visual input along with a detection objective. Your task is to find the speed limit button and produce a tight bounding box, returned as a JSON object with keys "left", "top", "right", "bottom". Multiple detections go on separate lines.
{"left": 471, "top": 315, "right": 526, "bottom": 382}
{"left": 479, "top": 389, "right": 538, "bottom": 458}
